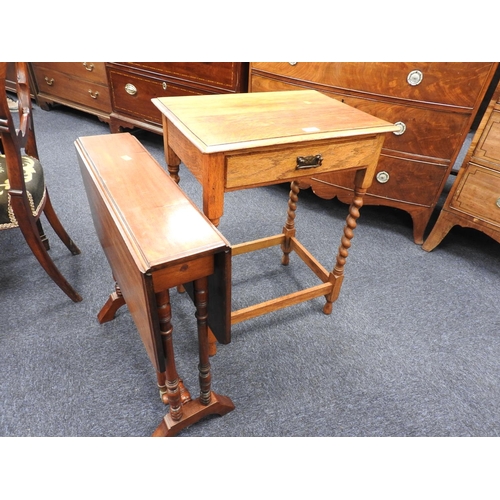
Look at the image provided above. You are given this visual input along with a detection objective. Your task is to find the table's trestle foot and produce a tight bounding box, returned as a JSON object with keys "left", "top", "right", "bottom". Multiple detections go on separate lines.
{"left": 152, "top": 393, "right": 235, "bottom": 437}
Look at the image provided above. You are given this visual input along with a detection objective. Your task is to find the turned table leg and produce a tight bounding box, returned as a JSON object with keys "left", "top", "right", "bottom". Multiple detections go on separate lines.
{"left": 153, "top": 278, "right": 235, "bottom": 437}
{"left": 156, "top": 289, "right": 184, "bottom": 421}
{"left": 194, "top": 277, "right": 212, "bottom": 405}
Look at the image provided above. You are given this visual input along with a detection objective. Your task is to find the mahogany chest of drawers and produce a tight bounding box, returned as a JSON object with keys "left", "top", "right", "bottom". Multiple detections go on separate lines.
{"left": 423, "top": 81, "right": 500, "bottom": 250}
{"left": 31, "top": 62, "right": 111, "bottom": 121}
{"left": 106, "top": 62, "right": 249, "bottom": 134}
{"left": 249, "top": 62, "right": 499, "bottom": 243}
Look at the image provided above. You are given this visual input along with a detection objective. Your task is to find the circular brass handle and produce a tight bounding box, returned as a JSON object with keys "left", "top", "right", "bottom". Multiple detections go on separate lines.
{"left": 125, "top": 83, "right": 137, "bottom": 96}
{"left": 88, "top": 90, "right": 99, "bottom": 99}
{"left": 162, "top": 82, "right": 167, "bottom": 90}
{"left": 44, "top": 77, "right": 54, "bottom": 86}
{"left": 83, "top": 62, "right": 94, "bottom": 72}
{"left": 393, "top": 121, "right": 406, "bottom": 136}
{"left": 376, "top": 171, "right": 390, "bottom": 184}
{"left": 407, "top": 70, "right": 423, "bottom": 86}
{"left": 496, "top": 198, "right": 500, "bottom": 208}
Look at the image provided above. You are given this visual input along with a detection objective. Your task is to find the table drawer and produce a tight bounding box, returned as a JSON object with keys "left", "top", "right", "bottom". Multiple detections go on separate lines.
{"left": 122, "top": 62, "right": 244, "bottom": 92}
{"left": 225, "top": 135, "right": 382, "bottom": 190}
{"left": 450, "top": 163, "right": 500, "bottom": 226}
{"left": 108, "top": 68, "right": 204, "bottom": 124}
{"left": 34, "top": 62, "right": 107, "bottom": 84}
{"left": 32, "top": 66, "right": 111, "bottom": 112}
{"left": 312, "top": 154, "right": 448, "bottom": 207}
{"left": 251, "top": 62, "right": 494, "bottom": 108}
{"left": 250, "top": 73, "right": 469, "bottom": 160}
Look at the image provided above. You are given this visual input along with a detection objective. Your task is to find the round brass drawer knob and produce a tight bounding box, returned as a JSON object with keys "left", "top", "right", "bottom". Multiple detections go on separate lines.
{"left": 393, "top": 121, "right": 406, "bottom": 136}
{"left": 376, "top": 171, "right": 390, "bottom": 184}
{"left": 407, "top": 70, "right": 423, "bottom": 86}
{"left": 125, "top": 83, "right": 137, "bottom": 96}
{"left": 496, "top": 197, "right": 500, "bottom": 208}
{"left": 162, "top": 82, "right": 168, "bottom": 90}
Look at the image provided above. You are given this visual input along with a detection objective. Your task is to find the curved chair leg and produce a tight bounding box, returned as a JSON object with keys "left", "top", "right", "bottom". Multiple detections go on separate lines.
{"left": 20, "top": 224, "right": 82, "bottom": 301}
{"left": 13, "top": 201, "right": 82, "bottom": 302}
{"left": 42, "top": 190, "right": 81, "bottom": 256}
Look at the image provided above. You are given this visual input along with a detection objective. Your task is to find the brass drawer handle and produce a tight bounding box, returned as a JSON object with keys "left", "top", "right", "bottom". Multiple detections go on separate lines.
{"left": 88, "top": 90, "right": 99, "bottom": 99}
{"left": 376, "top": 171, "right": 390, "bottom": 184}
{"left": 407, "top": 70, "right": 423, "bottom": 86}
{"left": 83, "top": 62, "right": 94, "bottom": 72}
{"left": 162, "top": 82, "right": 167, "bottom": 90}
{"left": 393, "top": 121, "right": 406, "bottom": 136}
{"left": 44, "top": 77, "right": 54, "bottom": 86}
{"left": 296, "top": 154, "right": 323, "bottom": 169}
{"left": 125, "top": 83, "right": 137, "bottom": 96}
{"left": 496, "top": 198, "right": 500, "bottom": 208}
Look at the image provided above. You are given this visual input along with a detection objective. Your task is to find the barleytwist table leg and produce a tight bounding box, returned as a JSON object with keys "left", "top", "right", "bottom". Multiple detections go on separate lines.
{"left": 281, "top": 180, "right": 300, "bottom": 265}
{"left": 324, "top": 186, "right": 367, "bottom": 314}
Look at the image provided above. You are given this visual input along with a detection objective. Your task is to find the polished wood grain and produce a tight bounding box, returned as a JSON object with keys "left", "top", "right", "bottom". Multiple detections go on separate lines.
{"left": 153, "top": 90, "right": 397, "bottom": 352}
{"left": 75, "top": 132, "right": 233, "bottom": 436}
{"left": 249, "top": 63, "right": 499, "bottom": 244}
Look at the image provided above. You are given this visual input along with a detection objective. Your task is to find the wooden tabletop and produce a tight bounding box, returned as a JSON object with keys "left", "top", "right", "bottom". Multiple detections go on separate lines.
{"left": 152, "top": 90, "right": 398, "bottom": 154}
{"left": 76, "top": 134, "right": 229, "bottom": 273}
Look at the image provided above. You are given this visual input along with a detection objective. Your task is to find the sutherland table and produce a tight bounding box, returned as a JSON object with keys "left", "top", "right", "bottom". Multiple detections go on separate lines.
{"left": 153, "top": 90, "right": 398, "bottom": 349}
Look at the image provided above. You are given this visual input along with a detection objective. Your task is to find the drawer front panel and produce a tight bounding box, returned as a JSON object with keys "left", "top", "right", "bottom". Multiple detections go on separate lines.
{"left": 251, "top": 62, "right": 494, "bottom": 108}
{"left": 450, "top": 164, "right": 500, "bottom": 226}
{"left": 473, "top": 108, "right": 500, "bottom": 171}
{"left": 250, "top": 74, "right": 469, "bottom": 160}
{"left": 108, "top": 69, "right": 205, "bottom": 124}
{"left": 225, "top": 136, "right": 381, "bottom": 190}
{"left": 33, "top": 66, "right": 111, "bottom": 112}
{"left": 338, "top": 94, "right": 468, "bottom": 161}
{"left": 310, "top": 154, "right": 448, "bottom": 207}
{"left": 34, "top": 62, "right": 107, "bottom": 84}
{"left": 117, "top": 62, "right": 243, "bottom": 91}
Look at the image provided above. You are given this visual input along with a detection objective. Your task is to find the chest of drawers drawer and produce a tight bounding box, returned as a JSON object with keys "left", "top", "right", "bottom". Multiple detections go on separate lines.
{"left": 124, "top": 62, "right": 245, "bottom": 92}
{"left": 31, "top": 62, "right": 111, "bottom": 117}
{"left": 311, "top": 154, "right": 448, "bottom": 207}
{"left": 449, "top": 164, "right": 500, "bottom": 226}
{"left": 107, "top": 68, "right": 204, "bottom": 126}
{"left": 472, "top": 108, "right": 500, "bottom": 172}
{"left": 251, "top": 62, "right": 492, "bottom": 108}
{"left": 34, "top": 62, "right": 108, "bottom": 85}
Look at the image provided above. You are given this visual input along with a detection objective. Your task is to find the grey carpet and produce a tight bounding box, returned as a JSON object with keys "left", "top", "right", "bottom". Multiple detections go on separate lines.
{"left": 1, "top": 103, "right": 499, "bottom": 437}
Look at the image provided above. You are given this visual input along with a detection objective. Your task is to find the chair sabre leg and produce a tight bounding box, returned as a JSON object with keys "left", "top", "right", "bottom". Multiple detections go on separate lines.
{"left": 42, "top": 190, "right": 81, "bottom": 255}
